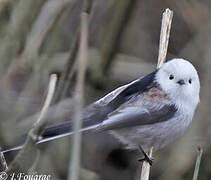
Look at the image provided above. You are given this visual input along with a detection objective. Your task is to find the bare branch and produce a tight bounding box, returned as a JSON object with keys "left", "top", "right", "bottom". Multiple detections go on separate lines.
{"left": 32, "top": 74, "right": 58, "bottom": 133}
{"left": 140, "top": 8, "right": 173, "bottom": 180}
{"left": 54, "top": 28, "right": 79, "bottom": 103}
{"left": 68, "top": 1, "right": 92, "bottom": 180}
{"left": 7, "top": 74, "right": 57, "bottom": 173}
{"left": 54, "top": 0, "right": 93, "bottom": 103}
{"left": 157, "top": 8, "right": 173, "bottom": 68}
{"left": 140, "top": 147, "right": 153, "bottom": 180}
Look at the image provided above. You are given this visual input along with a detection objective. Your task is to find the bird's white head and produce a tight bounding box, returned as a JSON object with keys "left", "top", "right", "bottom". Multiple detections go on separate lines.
{"left": 155, "top": 58, "right": 200, "bottom": 110}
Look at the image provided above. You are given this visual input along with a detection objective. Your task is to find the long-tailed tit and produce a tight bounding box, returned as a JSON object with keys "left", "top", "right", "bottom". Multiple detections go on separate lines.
{"left": 3, "top": 58, "right": 200, "bottom": 163}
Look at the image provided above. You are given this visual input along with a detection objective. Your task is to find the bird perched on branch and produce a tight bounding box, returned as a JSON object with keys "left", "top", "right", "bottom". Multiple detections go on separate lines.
{"left": 3, "top": 58, "right": 200, "bottom": 164}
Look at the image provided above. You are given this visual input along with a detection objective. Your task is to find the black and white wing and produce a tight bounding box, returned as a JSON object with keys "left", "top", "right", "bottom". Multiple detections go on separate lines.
{"left": 41, "top": 71, "right": 158, "bottom": 137}
{"left": 97, "top": 103, "right": 177, "bottom": 131}
{"left": 41, "top": 70, "right": 177, "bottom": 139}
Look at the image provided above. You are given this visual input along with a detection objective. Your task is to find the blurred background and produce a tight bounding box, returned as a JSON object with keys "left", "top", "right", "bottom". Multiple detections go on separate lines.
{"left": 0, "top": 0, "right": 211, "bottom": 179}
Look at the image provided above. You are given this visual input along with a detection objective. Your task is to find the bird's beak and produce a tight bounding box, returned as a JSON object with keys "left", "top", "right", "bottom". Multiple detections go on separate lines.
{"left": 177, "top": 79, "right": 185, "bottom": 85}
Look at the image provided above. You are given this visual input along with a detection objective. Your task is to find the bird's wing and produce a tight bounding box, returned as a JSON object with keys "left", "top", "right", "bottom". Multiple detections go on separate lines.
{"left": 96, "top": 103, "right": 177, "bottom": 131}
{"left": 41, "top": 70, "right": 174, "bottom": 139}
{"left": 82, "top": 71, "right": 158, "bottom": 124}
{"left": 42, "top": 71, "right": 158, "bottom": 136}
{"left": 40, "top": 72, "right": 160, "bottom": 138}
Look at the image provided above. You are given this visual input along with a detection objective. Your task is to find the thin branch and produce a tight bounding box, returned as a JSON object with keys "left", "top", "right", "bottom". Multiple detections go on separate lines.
{"left": 140, "top": 8, "right": 173, "bottom": 180}
{"left": 54, "top": 0, "right": 93, "bottom": 103}
{"left": 53, "top": 30, "right": 79, "bottom": 103}
{"left": 192, "top": 146, "right": 203, "bottom": 180}
{"left": 2, "top": 1, "right": 78, "bottom": 128}
{"left": 140, "top": 147, "right": 153, "bottom": 180}
{"left": 68, "top": 1, "right": 91, "bottom": 179}
{"left": 32, "top": 74, "right": 58, "bottom": 133}
{"left": 157, "top": 8, "right": 173, "bottom": 68}
{"left": 7, "top": 74, "right": 57, "bottom": 173}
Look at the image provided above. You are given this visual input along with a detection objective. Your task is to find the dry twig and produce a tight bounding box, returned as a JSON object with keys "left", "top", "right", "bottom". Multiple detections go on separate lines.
{"left": 7, "top": 74, "right": 57, "bottom": 173}
{"left": 140, "top": 8, "right": 173, "bottom": 180}
{"left": 157, "top": 8, "right": 173, "bottom": 68}
{"left": 140, "top": 147, "right": 153, "bottom": 180}
{"left": 68, "top": 1, "right": 91, "bottom": 180}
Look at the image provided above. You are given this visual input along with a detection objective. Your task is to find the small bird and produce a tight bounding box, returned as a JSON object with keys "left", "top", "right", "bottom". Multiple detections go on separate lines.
{"left": 3, "top": 58, "right": 200, "bottom": 164}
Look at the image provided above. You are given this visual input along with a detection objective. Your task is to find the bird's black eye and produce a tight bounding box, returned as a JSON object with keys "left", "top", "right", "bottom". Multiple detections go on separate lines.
{"left": 189, "top": 79, "right": 192, "bottom": 84}
{"left": 169, "top": 74, "right": 174, "bottom": 80}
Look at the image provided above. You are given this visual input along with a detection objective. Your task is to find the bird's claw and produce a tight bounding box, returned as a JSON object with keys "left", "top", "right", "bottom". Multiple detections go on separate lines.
{"left": 138, "top": 145, "right": 154, "bottom": 166}
{"left": 138, "top": 156, "right": 154, "bottom": 166}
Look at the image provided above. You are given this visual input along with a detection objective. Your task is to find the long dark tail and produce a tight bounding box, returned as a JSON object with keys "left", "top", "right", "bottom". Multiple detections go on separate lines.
{"left": 2, "top": 121, "right": 101, "bottom": 154}
{"left": 42, "top": 121, "right": 73, "bottom": 139}
{"left": 2, "top": 100, "right": 111, "bottom": 153}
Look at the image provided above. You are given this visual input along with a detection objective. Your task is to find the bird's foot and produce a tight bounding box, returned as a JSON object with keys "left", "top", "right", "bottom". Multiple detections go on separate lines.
{"left": 138, "top": 145, "right": 154, "bottom": 166}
